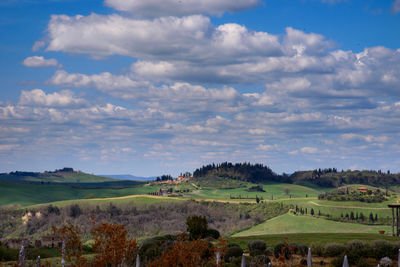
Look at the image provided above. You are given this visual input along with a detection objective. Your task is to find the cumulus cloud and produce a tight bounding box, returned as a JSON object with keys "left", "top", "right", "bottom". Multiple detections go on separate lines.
{"left": 22, "top": 56, "right": 60, "bottom": 67}
{"left": 45, "top": 14, "right": 281, "bottom": 62}
{"left": 19, "top": 89, "right": 87, "bottom": 108}
{"left": 104, "top": 0, "right": 260, "bottom": 17}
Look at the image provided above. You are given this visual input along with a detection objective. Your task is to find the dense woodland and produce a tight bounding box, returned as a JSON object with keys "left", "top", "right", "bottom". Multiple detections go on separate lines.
{"left": 193, "top": 162, "right": 288, "bottom": 183}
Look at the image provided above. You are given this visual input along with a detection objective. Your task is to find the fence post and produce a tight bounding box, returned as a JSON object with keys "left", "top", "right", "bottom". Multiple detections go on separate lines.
{"left": 61, "top": 241, "right": 66, "bottom": 267}
{"left": 19, "top": 245, "right": 25, "bottom": 267}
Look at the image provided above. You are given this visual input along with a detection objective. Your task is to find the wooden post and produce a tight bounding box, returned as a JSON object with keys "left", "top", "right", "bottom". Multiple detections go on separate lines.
{"left": 393, "top": 207, "right": 395, "bottom": 236}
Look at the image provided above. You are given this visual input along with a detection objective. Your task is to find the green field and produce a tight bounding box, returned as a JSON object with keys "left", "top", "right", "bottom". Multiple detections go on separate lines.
{"left": 233, "top": 213, "right": 392, "bottom": 237}
{"left": 0, "top": 181, "right": 167, "bottom": 207}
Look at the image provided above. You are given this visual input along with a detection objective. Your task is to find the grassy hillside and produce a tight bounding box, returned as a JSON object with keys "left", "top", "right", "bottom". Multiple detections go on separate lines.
{"left": 0, "top": 181, "right": 163, "bottom": 207}
{"left": 232, "top": 213, "right": 391, "bottom": 237}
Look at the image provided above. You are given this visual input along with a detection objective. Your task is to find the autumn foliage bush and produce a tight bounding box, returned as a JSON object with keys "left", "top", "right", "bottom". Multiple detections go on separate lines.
{"left": 148, "top": 234, "right": 227, "bottom": 267}
{"left": 91, "top": 221, "right": 137, "bottom": 266}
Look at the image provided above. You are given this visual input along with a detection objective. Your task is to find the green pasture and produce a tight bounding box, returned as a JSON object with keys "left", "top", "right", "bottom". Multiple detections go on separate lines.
{"left": 185, "top": 182, "right": 328, "bottom": 201}
{"left": 233, "top": 213, "right": 392, "bottom": 237}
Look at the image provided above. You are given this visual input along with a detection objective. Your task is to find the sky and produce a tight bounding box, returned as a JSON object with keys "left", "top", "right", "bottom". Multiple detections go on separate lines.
{"left": 1, "top": 0, "right": 400, "bottom": 176}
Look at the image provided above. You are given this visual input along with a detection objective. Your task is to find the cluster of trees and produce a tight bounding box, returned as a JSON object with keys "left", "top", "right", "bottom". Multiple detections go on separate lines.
{"left": 293, "top": 205, "right": 385, "bottom": 225}
{"left": 292, "top": 169, "right": 400, "bottom": 188}
{"left": 193, "top": 162, "right": 286, "bottom": 183}
{"left": 155, "top": 175, "right": 173, "bottom": 182}
{"left": 338, "top": 212, "right": 379, "bottom": 223}
{"left": 318, "top": 188, "right": 387, "bottom": 203}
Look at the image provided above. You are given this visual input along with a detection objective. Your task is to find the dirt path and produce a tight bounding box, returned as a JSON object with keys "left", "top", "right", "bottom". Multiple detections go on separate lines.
{"left": 309, "top": 201, "right": 390, "bottom": 210}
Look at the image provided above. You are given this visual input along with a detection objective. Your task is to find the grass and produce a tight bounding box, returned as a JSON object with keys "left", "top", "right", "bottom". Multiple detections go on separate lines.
{"left": 232, "top": 213, "right": 392, "bottom": 237}
{"left": 229, "top": 233, "right": 400, "bottom": 249}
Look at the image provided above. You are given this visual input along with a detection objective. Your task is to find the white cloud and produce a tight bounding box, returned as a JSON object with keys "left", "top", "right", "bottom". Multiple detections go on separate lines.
{"left": 392, "top": 0, "right": 400, "bottom": 13}
{"left": 45, "top": 14, "right": 281, "bottom": 62}
{"left": 257, "top": 144, "right": 277, "bottom": 150}
{"left": 300, "top": 147, "right": 318, "bottom": 154}
{"left": 22, "top": 56, "right": 60, "bottom": 67}
{"left": 19, "top": 89, "right": 87, "bottom": 108}
{"left": 249, "top": 129, "right": 267, "bottom": 135}
{"left": 104, "top": 0, "right": 260, "bottom": 17}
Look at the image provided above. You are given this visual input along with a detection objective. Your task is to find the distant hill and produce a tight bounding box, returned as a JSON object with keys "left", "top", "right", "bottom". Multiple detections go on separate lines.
{"left": 99, "top": 174, "right": 156, "bottom": 181}
{"left": 0, "top": 168, "right": 117, "bottom": 184}
{"left": 193, "top": 162, "right": 400, "bottom": 188}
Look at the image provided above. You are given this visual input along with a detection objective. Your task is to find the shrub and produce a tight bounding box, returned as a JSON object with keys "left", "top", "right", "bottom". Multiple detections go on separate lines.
{"left": 296, "top": 243, "right": 308, "bottom": 257}
{"left": 310, "top": 242, "right": 325, "bottom": 257}
{"left": 139, "top": 235, "right": 176, "bottom": 264}
{"left": 345, "top": 240, "right": 371, "bottom": 265}
{"left": 274, "top": 242, "right": 290, "bottom": 259}
{"left": 206, "top": 228, "right": 220, "bottom": 239}
{"left": 371, "top": 240, "right": 393, "bottom": 259}
{"left": 248, "top": 240, "right": 266, "bottom": 256}
{"left": 0, "top": 246, "right": 18, "bottom": 261}
{"left": 249, "top": 255, "right": 270, "bottom": 266}
{"left": 324, "top": 242, "right": 346, "bottom": 257}
{"left": 224, "top": 246, "right": 243, "bottom": 262}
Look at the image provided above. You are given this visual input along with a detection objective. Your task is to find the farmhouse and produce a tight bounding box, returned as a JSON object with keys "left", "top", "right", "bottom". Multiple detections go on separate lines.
{"left": 158, "top": 188, "right": 168, "bottom": 196}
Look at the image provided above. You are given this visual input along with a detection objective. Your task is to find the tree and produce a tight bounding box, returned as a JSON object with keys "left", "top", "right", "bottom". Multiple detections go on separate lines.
{"left": 52, "top": 224, "right": 86, "bottom": 267}
{"left": 186, "top": 215, "right": 208, "bottom": 240}
{"left": 369, "top": 212, "right": 374, "bottom": 222}
{"left": 91, "top": 221, "right": 137, "bottom": 266}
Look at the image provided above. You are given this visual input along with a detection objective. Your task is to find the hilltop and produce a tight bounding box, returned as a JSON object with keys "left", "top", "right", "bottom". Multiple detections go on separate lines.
{"left": 0, "top": 168, "right": 117, "bottom": 184}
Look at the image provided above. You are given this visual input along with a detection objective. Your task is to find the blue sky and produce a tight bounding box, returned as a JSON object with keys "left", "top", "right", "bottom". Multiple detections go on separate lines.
{"left": 1, "top": 0, "right": 400, "bottom": 176}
